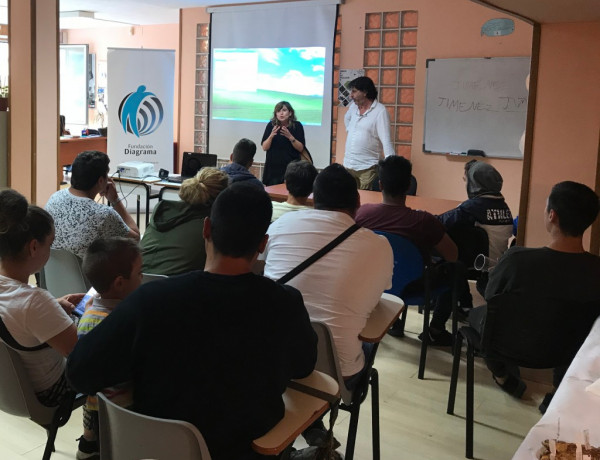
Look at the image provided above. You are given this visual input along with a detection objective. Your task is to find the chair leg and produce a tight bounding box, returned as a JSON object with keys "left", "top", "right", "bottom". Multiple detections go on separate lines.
{"left": 397, "top": 307, "right": 408, "bottom": 336}
{"left": 344, "top": 404, "right": 361, "bottom": 460}
{"left": 447, "top": 333, "right": 463, "bottom": 415}
{"left": 43, "top": 425, "right": 59, "bottom": 460}
{"left": 466, "top": 341, "right": 475, "bottom": 459}
{"left": 418, "top": 301, "right": 430, "bottom": 380}
{"left": 371, "top": 369, "right": 380, "bottom": 460}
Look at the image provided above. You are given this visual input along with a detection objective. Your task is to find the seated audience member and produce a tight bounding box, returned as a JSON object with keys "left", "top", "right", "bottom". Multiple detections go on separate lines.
{"left": 0, "top": 189, "right": 82, "bottom": 407}
{"left": 355, "top": 155, "right": 458, "bottom": 344}
{"left": 46, "top": 151, "right": 140, "bottom": 258}
{"left": 436, "top": 160, "right": 514, "bottom": 329}
{"left": 76, "top": 237, "right": 142, "bottom": 460}
{"left": 141, "top": 168, "right": 229, "bottom": 275}
{"left": 438, "top": 160, "right": 513, "bottom": 262}
{"left": 66, "top": 183, "right": 317, "bottom": 460}
{"left": 261, "top": 163, "right": 393, "bottom": 389}
{"left": 473, "top": 181, "right": 600, "bottom": 408}
{"left": 271, "top": 160, "right": 318, "bottom": 222}
{"left": 220, "top": 138, "right": 264, "bottom": 188}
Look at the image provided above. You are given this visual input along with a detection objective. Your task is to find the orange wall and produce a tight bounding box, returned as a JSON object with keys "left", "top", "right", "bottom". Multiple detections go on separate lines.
{"left": 524, "top": 21, "right": 600, "bottom": 248}
{"left": 336, "top": 0, "right": 532, "bottom": 214}
{"left": 180, "top": 0, "right": 532, "bottom": 214}
{"left": 65, "top": 24, "right": 180, "bottom": 136}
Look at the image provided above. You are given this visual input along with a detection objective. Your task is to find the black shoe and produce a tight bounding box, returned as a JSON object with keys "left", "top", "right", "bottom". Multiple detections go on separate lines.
{"left": 387, "top": 319, "right": 405, "bottom": 337}
{"left": 418, "top": 329, "right": 453, "bottom": 347}
{"left": 76, "top": 436, "right": 99, "bottom": 460}
{"left": 538, "top": 392, "right": 554, "bottom": 414}
{"left": 492, "top": 374, "right": 527, "bottom": 399}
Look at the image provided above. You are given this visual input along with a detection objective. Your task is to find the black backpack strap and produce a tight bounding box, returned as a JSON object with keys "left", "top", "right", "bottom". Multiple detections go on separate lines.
{"left": 0, "top": 317, "right": 50, "bottom": 352}
{"left": 277, "top": 224, "right": 361, "bottom": 285}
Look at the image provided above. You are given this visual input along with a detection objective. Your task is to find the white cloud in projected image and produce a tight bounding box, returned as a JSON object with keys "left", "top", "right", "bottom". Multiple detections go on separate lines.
{"left": 258, "top": 70, "right": 323, "bottom": 97}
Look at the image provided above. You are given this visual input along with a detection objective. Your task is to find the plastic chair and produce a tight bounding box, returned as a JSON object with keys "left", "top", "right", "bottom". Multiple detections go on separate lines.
{"left": 39, "top": 249, "right": 91, "bottom": 297}
{"left": 447, "top": 293, "right": 600, "bottom": 458}
{"left": 446, "top": 225, "right": 489, "bottom": 279}
{"left": 375, "top": 231, "right": 460, "bottom": 379}
{"left": 0, "top": 342, "right": 85, "bottom": 460}
{"left": 97, "top": 392, "right": 212, "bottom": 460}
{"left": 141, "top": 273, "right": 168, "bottom": 284}
{"left": 311, "top": 293, "right": 404, "bottom": 460}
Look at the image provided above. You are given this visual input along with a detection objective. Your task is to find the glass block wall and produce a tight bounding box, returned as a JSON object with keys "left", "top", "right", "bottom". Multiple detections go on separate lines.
{"left": 362, "top": 11, "right": 418, "bottom": 159}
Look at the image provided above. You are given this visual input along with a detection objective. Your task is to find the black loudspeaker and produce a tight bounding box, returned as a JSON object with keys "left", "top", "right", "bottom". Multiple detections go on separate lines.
{"left": 159, "top": 168, "right": 169, "bottom": 180}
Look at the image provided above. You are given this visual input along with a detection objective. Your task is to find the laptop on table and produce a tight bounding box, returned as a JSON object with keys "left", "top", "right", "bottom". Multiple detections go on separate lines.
{"left": 167, "top": 152, "right": 218, "bottom": 183}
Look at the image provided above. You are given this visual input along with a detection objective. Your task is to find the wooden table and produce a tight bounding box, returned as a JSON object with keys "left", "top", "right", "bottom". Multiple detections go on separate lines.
{"left": 265, "top": 183, "right": 461, "bottom": 216}
{"left": 59, "top": 136, "right": 107, "bottom": 184}
{"left": 60, "top": 136, "right": 107, "bottom": 165}
{"left": 252, "top": 370, "right": 340, "bottom": 456}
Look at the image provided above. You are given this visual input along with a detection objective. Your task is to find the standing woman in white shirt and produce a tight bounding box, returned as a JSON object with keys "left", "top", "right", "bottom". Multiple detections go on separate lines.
{"left": 0, "top": 189, "right": 82, "bottom": 406}
{"left": 343, "top": 76, "right": 395, "bottom": 190}
{"left": 261, "top": 101, "right": 306, "bottom": 186}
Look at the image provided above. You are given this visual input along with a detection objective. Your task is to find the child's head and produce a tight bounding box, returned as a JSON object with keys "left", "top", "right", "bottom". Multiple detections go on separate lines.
{"left": 0, "top": 189, "right": 54, "bottom": 273}
{"left": 83, "top": 237, "right": 142, "bottom": 300}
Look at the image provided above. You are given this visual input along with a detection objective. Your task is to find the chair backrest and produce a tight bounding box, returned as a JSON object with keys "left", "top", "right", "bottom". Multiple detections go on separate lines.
{"left": 0, "top": 341, "right": 56, "bottom": 424}
{"left": 446, "top": 224, "right": 489, "bottom": 269}
{"left": 97, "top": 392, "right": 212, "bottom": 460}
{"left": 141, "top": 273, "right": 168, "bottom": 285}
{"left": 40, "top": 249, "right": 91, "bottom": 297}
{"left": 483, "top": 292, "right": 600, "bottom": 369}
{"left": 374, "top": 231, "right": 424, "bottom": 298}
{"left": 311, "top": 321, "right": 353, "bottom": 405}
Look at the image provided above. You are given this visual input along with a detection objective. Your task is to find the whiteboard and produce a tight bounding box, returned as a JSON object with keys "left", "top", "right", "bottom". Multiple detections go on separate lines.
{"left": 423, "top": 57, "right": 530, "bottom": 159}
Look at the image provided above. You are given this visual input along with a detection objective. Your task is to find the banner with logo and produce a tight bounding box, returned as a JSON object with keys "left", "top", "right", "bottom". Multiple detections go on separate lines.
{"left": 107, "top": 48, "right": 175, "bottom": 174}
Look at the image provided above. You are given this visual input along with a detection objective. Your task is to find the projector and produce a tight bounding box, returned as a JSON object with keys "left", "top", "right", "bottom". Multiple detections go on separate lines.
{"left": 117, "top": 161, "right": 155, "bottom": 178}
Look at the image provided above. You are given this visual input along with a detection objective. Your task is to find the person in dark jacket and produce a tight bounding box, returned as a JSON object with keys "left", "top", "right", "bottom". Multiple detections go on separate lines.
{"left": 221, "top": 138, "right": 264, "bottom": 188}
{"left": 140, "top": 167, "right": 229, "bottom": 275}
{"left": 67, "top": 183, "right": 317, "bottom": 460}
{"left": 439, "top": 160, "right": 513, "bottom": 261}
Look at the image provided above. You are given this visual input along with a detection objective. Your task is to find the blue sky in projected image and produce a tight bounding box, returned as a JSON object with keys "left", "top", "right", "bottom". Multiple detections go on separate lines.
{"left": 215, "top": 47, "right": 325, "bottom": 97}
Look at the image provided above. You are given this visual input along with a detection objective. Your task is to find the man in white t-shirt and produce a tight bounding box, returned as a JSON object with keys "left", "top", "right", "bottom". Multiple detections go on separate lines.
{"left": 343, "top": 76, "right": 395, "bottom": 190}
{"left": 262, "top": 163, "right": 393, "bottom": 386}
{"left": 46, "top": 151, "right": 140, "bottom": 258}
{"left": 271, "top": 160, "right": 317, "bottom": 222}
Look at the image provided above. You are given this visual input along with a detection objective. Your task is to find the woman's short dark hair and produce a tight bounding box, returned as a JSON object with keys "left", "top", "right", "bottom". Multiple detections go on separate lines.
{"left": 70, "top": 151, "right": 110, "bottom": 191}
{"left": 547, "top": 181, "right": 600, "bottom": 237}
{"left": 209, "top": 183, "right": 272, "bottom": 259}
{"left": 284, "top": 161, "right": 318, "bottom": 198}
{"left": 0, "top": 189, "right": 54, "bottom": 259}
{"left": 270, "top": 101, "right": 297, "bottom": 128}
{"left": 349, "top": 76, "right": 378, "bottom": 100}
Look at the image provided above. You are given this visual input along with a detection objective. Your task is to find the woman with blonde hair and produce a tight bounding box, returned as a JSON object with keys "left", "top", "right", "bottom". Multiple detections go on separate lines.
{"left": 141, "top": 168, "right": 229, "bottom": 275}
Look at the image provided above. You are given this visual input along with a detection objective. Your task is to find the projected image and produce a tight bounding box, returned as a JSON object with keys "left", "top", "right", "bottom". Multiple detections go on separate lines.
{"left": 212, "top": 47, "right": 325, "bottom": 125}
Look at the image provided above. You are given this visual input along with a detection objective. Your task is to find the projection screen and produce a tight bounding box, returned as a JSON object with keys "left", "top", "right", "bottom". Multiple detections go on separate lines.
{"left": 208, "top": 0, "right": 339, "bottom": 169}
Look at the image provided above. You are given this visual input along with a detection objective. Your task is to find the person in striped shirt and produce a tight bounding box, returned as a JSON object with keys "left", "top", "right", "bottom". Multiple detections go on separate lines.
{"left": 75, "top": 237, "right": 142, "bottom": 460}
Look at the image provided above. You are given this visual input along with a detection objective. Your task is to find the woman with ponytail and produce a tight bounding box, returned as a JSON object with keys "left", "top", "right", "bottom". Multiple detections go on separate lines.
{"left": 0, "top": 189, "right": 83, "bottom": 406}
{"left": 141, "top": 167, "right": 229, "bottom": 275}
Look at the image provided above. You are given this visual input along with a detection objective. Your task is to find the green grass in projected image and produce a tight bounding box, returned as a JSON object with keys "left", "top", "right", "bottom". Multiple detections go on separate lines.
{"left": 212, "top": 89, "right": 322, "bottom": 125}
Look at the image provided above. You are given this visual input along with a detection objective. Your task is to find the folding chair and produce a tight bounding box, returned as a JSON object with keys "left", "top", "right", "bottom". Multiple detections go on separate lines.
{"left": 312, "top": 293, "right": 404, "bottom": 460}
{"left": 39, "top": 249, "right": 91, "bottom": 297}
{"left": 447, "top": 293, "right": 599, "bottom": 458}
{"left": 0, "top": 342, "right": 85, "bottom": 460}
{"left": 375, "top": 231, "right": 462, "bottom": 379}
{"left": 97, "top": 392, "right": 212, "bottom": 460}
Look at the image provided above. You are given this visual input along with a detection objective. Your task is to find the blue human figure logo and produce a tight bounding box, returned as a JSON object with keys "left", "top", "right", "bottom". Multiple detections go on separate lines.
{"left": 121, "top": 85, "right": 156, "bottom": 137}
